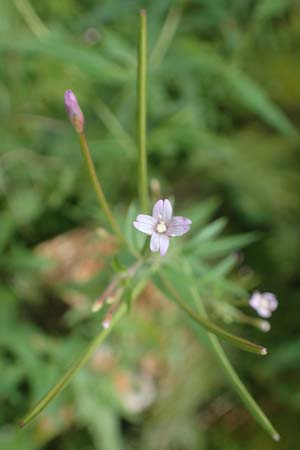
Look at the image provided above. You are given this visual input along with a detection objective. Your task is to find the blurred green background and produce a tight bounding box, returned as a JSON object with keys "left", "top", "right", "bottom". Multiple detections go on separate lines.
{"left": 1, "top": 0, "right": 300, "bottom": 449}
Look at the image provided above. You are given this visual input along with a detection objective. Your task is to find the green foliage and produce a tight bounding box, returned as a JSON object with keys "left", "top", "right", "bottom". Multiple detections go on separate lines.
{"left": 1, "top": 1, "right": 299, "bottom": 449}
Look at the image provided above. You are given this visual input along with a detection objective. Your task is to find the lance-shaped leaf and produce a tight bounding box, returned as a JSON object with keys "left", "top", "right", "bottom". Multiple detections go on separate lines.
{"left": 158, "top": 273, "right": 266, "bottom": 355}
{"left": 191, "top": 290, "right": 279, "bottom": 440}
{"left": 182, "top": 261, "right": 280, "bottom": 441}
{"left": 18, "top": 303, "right": 127, "bottom": 428}
{"left": 19, "top": 271, "right": 149, "bottom": 428}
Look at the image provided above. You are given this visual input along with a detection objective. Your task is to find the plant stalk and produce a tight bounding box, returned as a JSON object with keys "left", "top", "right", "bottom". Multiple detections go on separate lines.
{"left": 137, "top": 9, "right": 149, "bottom": 213}
{"left": 79, "top": 132, "right": 124, "bottom": 242}
{"left": 184, "top": 263, "right": 280, "bottom": 441}
{"left": 195, "top": 293, "right": 280, "bottom": 441}
{"left": 19, "top": 275, "right": 148, "bottom": 427}
{"left": 19, "top": 303, "right": 127, "bottom": 427}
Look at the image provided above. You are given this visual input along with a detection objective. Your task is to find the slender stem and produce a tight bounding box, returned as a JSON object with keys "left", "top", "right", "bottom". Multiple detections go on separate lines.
{"left": 184, "top": 263, "right": 280, "bottom": 442}
{"left": 137, "top": 9, "right": 149, "bottom": 213}
{"left": 78, "top": 132, "right": 124, "bottom": 242}
{"left": 19, "top": 304, "right": 127, "bottom": 428}
{"left": 19, "top": 275, "right": 148, "bottom": 427}
{"left": 194, "top": 295, "right": 280, "bottom": 441}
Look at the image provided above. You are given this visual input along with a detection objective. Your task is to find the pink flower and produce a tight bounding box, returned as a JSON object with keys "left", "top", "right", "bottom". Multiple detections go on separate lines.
{"left": 64, "top": 90, "right": 84, "bottom": 133}
{"left": 249, "top": 291, "right": 278, "bottom": 318}
{"left": 133, "top": 199, "right": 192, "bottom": 256}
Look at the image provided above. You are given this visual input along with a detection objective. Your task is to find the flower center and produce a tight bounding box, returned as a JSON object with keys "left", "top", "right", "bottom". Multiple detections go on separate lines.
{"left": 156, "top": 221, "right": 167, "bottom": 234}
{"left": 260, "top": 299, "right": 269, "bottom": 309}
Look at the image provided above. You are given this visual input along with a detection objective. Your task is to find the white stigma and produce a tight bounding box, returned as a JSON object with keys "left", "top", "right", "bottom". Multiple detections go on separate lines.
{"left": 156, "top": 221, "right": 167, "bottom": 234}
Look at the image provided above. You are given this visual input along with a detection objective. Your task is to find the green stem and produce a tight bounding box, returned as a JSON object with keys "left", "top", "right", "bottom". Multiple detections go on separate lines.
{"left": 195, "top": 296, "right": 280, "bottom": 442}
{"left": 160, "top": 275, "right": 266, "bottom": 355}
{"left": 19, "top": 303, "right": 127, "bottom": 428}
{"left": 184, "top": 263, "right": 280, "bottom": 441}
{"left": 79, "top": 132, "right": 124, "bottom": 242}
{"left": 137, "top": 9, "right": 149, "bottom": 213}
{"left": 19, "top": 276, "right": 148, "bottom": 427}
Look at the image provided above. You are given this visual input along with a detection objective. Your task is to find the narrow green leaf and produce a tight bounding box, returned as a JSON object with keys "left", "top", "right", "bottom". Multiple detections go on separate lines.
{"left": 18, "top": 304, "right": 127, "bottom": 428}
{"left": 184, "top": 262, "right": 280, "bottom": 441}
{"left": 223, "top": 64, "right": 297, "bottom": 138}
{"left": 194, "top": 293, "right": 280, "bottom": 441}
{"left": 203, "top": 254, "right": 237, "bottom": 278}
{"left": 193, "top": 233, "right": 258, "bottom": 257}
{"left": 182, "top": 197, "right": 221, "bottom": 230}
{"left": 185, "top": 217, "right": 228, "bottom": 253}
{"left": 124, "top": 202, "right": 143, "bottom": 253}
{"left": 0, "top": 36, "right": 127, "bottom": 83}
{"left": 159, "top": 274, "right": 266, "bottom": 356}
{"left": 19, "top": 275, "right": 148, "bottom": 427}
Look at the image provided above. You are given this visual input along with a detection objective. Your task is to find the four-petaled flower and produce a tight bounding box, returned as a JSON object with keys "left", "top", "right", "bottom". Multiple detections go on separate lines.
{"left": 133, "top": 199, "right": 192, "bottom": 256}
{"left": 249, "top": 291, "right": 278, "bottom": 318}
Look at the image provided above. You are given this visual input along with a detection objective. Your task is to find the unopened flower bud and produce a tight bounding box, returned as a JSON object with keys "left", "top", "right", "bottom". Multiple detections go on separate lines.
{"left": 64, "top": 90, "right": 84, "bottom": 133}
{"left": 258, "top": 320, "right": 271, "bottom": 332}
{"left": 150, "top": 178, "right": 161, "bottom": 200}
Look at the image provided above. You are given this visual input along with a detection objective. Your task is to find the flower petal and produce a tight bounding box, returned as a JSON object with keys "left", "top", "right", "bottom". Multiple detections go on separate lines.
{"left": 150, "top": 233, "right": 160, "bottom": 252}
{"left": 249, "top": 291, "right": 278, "bottom": 317}
{"left": 136, "top": 214, "right": 156, "bottom": 225}
{"left": 249, "top": 292, "right": 261, "bottom": 309}
{"left": 264, "top": 293, "right": 278, "bottom": 311}
{"left": 159, "top": 234, "right": 169, "bottom": 256}
{"left": 162, "top": 199, "right": 173, "bottom": 222}
{"left": 152, "top": 200, "right": 164, "bottom": 220}
{"left": 257, "top": 307, "right": 272, "bottom": 318}
{"left": 133, "top": 220, "right": 154, "bottom": 235}
{"left": 167, "top": 216, "right": 192, "bottom": 237}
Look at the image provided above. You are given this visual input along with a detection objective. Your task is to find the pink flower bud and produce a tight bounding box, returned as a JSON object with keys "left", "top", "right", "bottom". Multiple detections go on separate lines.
{"left": 64, "top": 90, "right": 84, "bottom": 133}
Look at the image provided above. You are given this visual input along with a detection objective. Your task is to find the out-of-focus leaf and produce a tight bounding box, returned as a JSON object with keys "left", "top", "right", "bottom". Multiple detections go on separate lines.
{"left": 9, "top": 189, "right": 43, "bottom": 225}
{"left": 185, "top": 217, "right": 228, "bottom": 253}
{"left": 124, "top": 202, "right": 144, "bottom": 254}
{"left": 192, "top": 233, "right": 258, "bottom": 258}
{"left": 0, "top": 36, "right": 129, "bottom": 84}
{"left": 0, "top": 211, "right": 15, "bottom": 251}
{"left": 155, "top": 268, "right": 266, "bottom": 355}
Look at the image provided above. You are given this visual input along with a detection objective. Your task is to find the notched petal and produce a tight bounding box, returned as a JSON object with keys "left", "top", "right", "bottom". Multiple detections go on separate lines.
{"left": 167, "top": 216, "right": 191, "bottom": 237}
{"left": 152, "top": 200, "right": 164, "bottom": 220}
{"left": 136, "top": 214, "right": 156, "bottom": 225}
{"left": 159, "top": 235, "right": 169, "bottom": 256}
{"left": 133, "top": 221, "right": 154, "bottom": 235}
{"left": 162, "top": 199, "right": 173, "bottom": 222}
{"left": 150, "top": 233, "right": 160, "bottom": 252}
